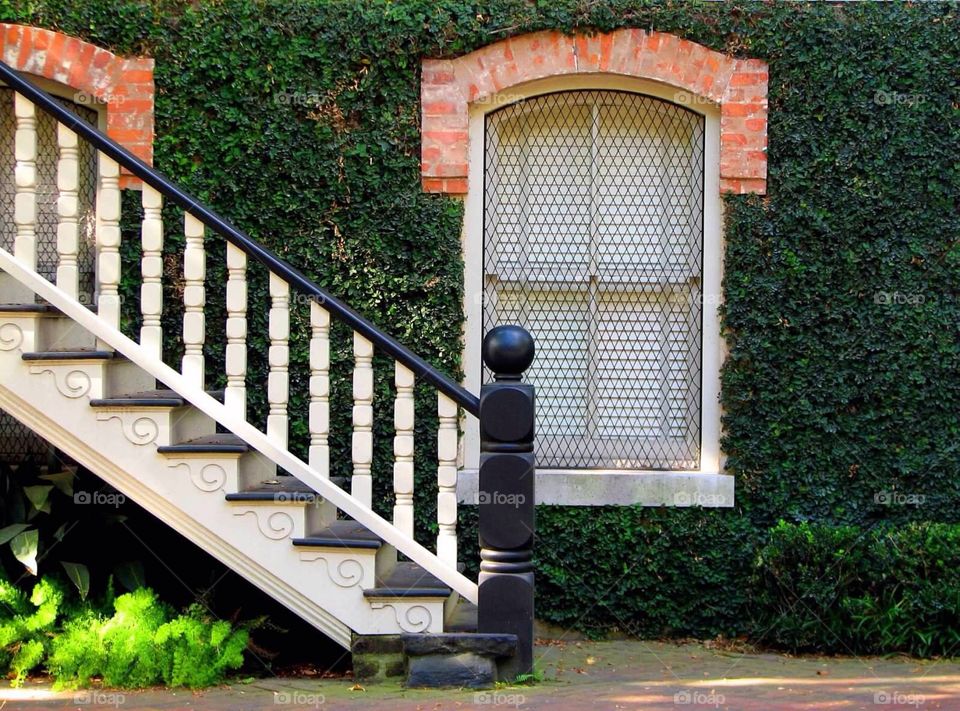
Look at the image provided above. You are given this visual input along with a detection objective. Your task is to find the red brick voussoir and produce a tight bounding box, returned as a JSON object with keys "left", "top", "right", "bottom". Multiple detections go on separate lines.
{"left": 421, "top": 30, "right": 767, "bottom": 196}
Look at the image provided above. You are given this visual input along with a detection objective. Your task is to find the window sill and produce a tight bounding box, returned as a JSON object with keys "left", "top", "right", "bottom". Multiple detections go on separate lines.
{"left": 456, "top": 468, "right": 734, "bottom": 507}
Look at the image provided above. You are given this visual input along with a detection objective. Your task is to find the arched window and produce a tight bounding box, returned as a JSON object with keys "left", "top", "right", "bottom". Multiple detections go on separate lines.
{"left": 482, "top": 90, "right": 704, "bottom": 469}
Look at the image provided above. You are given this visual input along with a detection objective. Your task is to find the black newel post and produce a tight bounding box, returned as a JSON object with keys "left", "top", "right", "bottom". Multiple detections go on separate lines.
{"left": 478, "top": 325, "right": 535, "bottom": 679}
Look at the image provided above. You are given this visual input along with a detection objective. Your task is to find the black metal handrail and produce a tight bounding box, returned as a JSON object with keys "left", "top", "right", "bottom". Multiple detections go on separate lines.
{"left": 0, "top": 60, "right": 480, "bottom": 416}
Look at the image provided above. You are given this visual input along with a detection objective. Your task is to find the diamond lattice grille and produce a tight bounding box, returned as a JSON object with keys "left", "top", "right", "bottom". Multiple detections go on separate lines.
{"left": 483, "top": 91, "right": 705, "bottom": 470}
{"left": 0, "top": 87, "right": 98, "bottom": 296}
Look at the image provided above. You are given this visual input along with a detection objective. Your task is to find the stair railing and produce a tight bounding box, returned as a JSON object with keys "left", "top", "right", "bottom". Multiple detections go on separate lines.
{"left": 0, "top": 59, "right": 480, "bottom": 587}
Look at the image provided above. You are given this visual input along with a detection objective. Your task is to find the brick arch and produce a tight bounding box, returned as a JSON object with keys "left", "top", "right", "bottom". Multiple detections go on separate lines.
{"left": 0, "top": 24, "right": 154, "bottom": 185}
{"left": 421, "top": 30, "right": 767, "bottom": 195}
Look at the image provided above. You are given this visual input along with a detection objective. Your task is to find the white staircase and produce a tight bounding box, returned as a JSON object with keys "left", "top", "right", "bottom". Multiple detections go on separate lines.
{"left": 0, "top": 60, "right": 482, "bottom": 650}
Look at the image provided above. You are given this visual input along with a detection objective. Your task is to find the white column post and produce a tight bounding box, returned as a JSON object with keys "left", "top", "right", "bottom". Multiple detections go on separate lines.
{"left": 139, "top": 185, "right": 164, "bottom": 360}
{"left": 267, "top": 273, "right": 289, "bottom": 448}
{"left": 351, "top": 332, "right": 374, "bottom": 508}
{"left": 55, "top": 124, "right": 79, "bottom": 300}
{"left": 393, "top": 362, "right": 415, "bottom": 539}
{"left": 437, "top": 392, "right": 459, "bottom": 566}
{"left": 95, "top": 153, "right": 121, "bottom": 349}
{"left": 309, "top": 300, "right": 330, "bottom": 477}
{"left": 181, "top": 213, "right": 206, "bottom": 388}
{"left": 224, "top": 243, "right": 247, "bottom": 418}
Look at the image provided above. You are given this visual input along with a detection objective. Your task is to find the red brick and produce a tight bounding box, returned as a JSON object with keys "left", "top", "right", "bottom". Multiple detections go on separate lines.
{"left": 731, "top": 71, "right": 767, "bottom": 87}
{"left": 420, "top": 29, "right": 767, "bottom": 196}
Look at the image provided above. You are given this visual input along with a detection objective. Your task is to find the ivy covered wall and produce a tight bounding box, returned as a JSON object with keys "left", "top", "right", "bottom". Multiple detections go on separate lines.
{"left": 2, "top": 0, "right": 958, "bottom": 643}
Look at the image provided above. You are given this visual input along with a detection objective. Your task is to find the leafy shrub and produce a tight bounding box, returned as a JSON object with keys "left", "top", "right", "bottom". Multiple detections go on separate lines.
{"left": 47, "top": 589, "right": 248, "bottom": 689}
{"left": 754, "top": 521, "right": 960, "bottom": 656}
{"left": 0, "top": 577, "right": 66, "bottom": 686}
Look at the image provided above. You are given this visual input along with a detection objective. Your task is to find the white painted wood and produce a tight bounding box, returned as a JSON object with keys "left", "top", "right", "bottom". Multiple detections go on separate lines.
{"left": 140, "top": 185, "right": 164, "bottom": 360}
{"left": 267, "top": 273, "right": 290, "bottom": 448}
{"left": 351, "top": 332, "right": 374, "bottom": 508}
{"left": 95, "top": 153, "right": 121, "bottom": 349}
{"left": 436, "top": 391, "right": 458, "bottom": 566}
{"left": 0, "top": 246, "right": 478, "bottom": 603}
{"left": 224, "top": 243, "right": 247, "bottom": 418}
{"left": 309, "top": 300, "right": 330, "bottom": 477}
{"left": 393, "top": 362, "right": 415, "bottom": 539}
{"left": 182, "top": 213, "right": 206, "bottom": 388}
{"left": 55, "top": 124, "right": 80, "bottom": 299}
{"left": 13, "top": 94, "right": 38, "bottom": 275}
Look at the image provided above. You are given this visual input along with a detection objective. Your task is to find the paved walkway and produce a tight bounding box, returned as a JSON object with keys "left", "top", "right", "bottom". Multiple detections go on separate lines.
{"left": 3, "top": 639, "right": 960, "bottom": 710}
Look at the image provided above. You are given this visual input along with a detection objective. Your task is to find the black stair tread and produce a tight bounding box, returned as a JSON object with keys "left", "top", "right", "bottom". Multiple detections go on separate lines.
{"left": 363, "top": 562, "right": 451, "bottom": 599}
{"left": 23, "top": 349, "right": 121, "bottom": 361}
{"left": 0, "top": 303, "right": 57, "bottom": 313}
{"left": 0, "top": 302, "right": 96, "bottom": 314}
{"left": 293, "top": 520, "right": 383, "bottom": 550}
{"left": 225, "top": 476, "right": 319, "bottom": 502}
{"left": 157, "top": 434, "right": 249, "bottom": 454}
{"left": 90, "top": 389, "right": 224, "bottom": 407}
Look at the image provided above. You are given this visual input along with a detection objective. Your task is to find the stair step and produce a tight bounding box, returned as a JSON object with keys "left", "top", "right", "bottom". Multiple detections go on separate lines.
{"left": 90, "top": 389, "right": 223, "bottom": 408}
{"left": 157, "top": 434, "right": 249, "bottom": 454}
{"left": 225, "top": 476, "right": 319, "bottom": 503}
{"left": 0, "top": 302, "right": 57, "bottom": 313}
{"left": 22, "top": 349, "right": 121, "bottom": 361}
{"left": 364, "top": 562, "right": 451, "bottom": 599}
{"left": 293, "top": 520, "right": 384, "bottom": 550}
{"left": 445, "top": 601, "right": 479, "bottom": 633}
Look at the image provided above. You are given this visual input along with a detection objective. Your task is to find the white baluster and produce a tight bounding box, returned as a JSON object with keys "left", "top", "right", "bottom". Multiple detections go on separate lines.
{"left": 437, "top": 392, "right": 459, "bottom": 566}
{"left": 181, "top": 213, "right": 205, "bottom": 388}
{"left": 224, "top": 243, "right": 247, "bottom": 418}
{"left": 267, "top": 273, "right": 289, "bottom": 448}
{"left": 95, "top": 153, "right": 121, "bottom": 349}
{"left": 55, "top": 124, "right": 79, "bottom": 299}
{"left": 13, "top": 94, "right": 37, "bottom": 277}
{"left": 139, "top": 185, "right": 163, "bottom": 360}
{"left": 352, "top": 332, "right": 374, "bottom": 508}
{"left": 309, "top": 300, "right": 330, "bottom": 477}
{"left": 393, "top": 363, "right": 415, "bottom": 539}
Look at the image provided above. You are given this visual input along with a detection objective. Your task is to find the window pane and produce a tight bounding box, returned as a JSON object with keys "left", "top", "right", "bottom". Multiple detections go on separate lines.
{"left": 484, "top": 90, "right": 704, "bottom": 470}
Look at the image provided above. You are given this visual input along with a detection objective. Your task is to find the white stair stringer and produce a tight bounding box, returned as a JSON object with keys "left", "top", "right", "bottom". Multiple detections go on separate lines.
{"left": 0, "top": 345, "right": 448, "bottom": 643}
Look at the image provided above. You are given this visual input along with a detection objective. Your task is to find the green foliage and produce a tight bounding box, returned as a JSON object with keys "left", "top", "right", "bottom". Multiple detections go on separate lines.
{"left": 45, "top": 588, "right": 248, "bottom": 689}
{"left": 754, "top": 521, "right": 960, "bottom": 657}
{"left": 1, "top": 0, "right": 957, "bottom": 655}
{"left": 0, "top": 577, "right": 65, "bottom": 686}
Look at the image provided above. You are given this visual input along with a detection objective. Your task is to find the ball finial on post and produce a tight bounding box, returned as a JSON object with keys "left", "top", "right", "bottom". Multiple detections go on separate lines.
{"left": 482, "top": 325, "right": 535, "bottom": 380}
